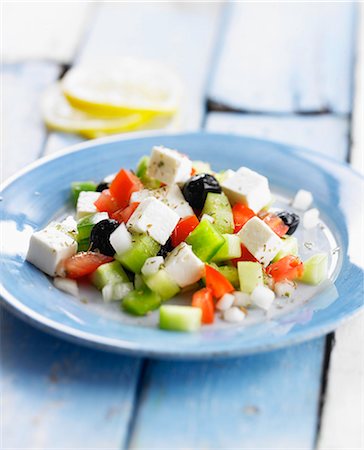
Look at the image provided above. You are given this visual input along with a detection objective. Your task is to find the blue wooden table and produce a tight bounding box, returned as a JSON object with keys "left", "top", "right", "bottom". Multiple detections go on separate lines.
{"left": 2, "top": 3, "right": 362, "bottom": 449}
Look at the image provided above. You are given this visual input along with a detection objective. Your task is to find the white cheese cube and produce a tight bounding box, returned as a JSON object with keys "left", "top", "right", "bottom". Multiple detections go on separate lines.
{"left": 292, "top": 189, "right": 313, "bottom": 211}
{"left": 251, "top": 285, "right": 275, "bottom": 311}
{"left": 26, "top": 226, "right": 77, "bottom": 276}
{"left": 60, "top": 216, "right": 77, "bottom": 234}
{"left": 103, "top": 172, "right": 117, "bottom": 184}
{"left": 76, "top": 191, "right": 100, "bottom": 219}
{"left": 216, "top": 293, "right": 235, "bottom": 311}
{"left": 141, "top": 256, "right": 164, "bottom": 277}
{"left": 147, "top": 146, "right": 192, "bottom": 185}
{"left": 303, "top": 208, "right": 320, "bottom": 229}
{"left": 164, "top": 242, "right": 204, "bottom": 288}
{"left": 53, "top": 277, "right": 79, "bottom": 297}
{"left": 102, "top": 282, "right": 133, "bottom": 302}
{"left": 130, "top": 189, "right": 152, "bottom": 203}
{"left": 221, "top": 168, "right": 271, "bottom": 212}
{"left": 110, "top": 223, "right": 133, "bottom": 256}
{"left": 233, "top": 291, "right": 251, "bottom": 307}
{"left": 200, "top": 214, "right": 215, "bottom": 224}
{"left": 158, "top": 184, "right": 194, "bottom": 218}
{"left": 127, "top": 197, "right": 179, "bottom": 245}
{"left": 274, "top": 281, "right": 296, "bottom": 298}
{"left": 223, "top": 306, "right": 246, "bottom": 323}
{"left": 238, "top": 216, "right": 282, "bottom": 267}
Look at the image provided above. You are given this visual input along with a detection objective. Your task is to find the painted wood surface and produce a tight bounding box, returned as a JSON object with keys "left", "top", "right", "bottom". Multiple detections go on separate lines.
{"left": 206, "top": 112, "right": 349, "bottom": 161}
{"left": 2, "top": 2, "right": 91, "bottom": 63}
{"left": 209, "top": 2, "right": 356, "bottom": 113}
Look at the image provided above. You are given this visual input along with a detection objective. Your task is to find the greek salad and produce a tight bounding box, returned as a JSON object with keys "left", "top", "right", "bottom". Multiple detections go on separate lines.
{"left": 26, "top": 146, "right": 328, "bottom": 332}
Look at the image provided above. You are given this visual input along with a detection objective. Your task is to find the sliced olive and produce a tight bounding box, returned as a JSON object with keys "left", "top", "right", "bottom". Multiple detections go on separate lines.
{"left": 157, "top": 237, "right": 173, "bottom": 258}
{"left": 182, "top": 173, "right": 221, "bottom": 210}
{"left": 277, "top": 211, "right": 300, "bottom": 235}
{"left": 90, "top": 219, "right": 119, "bottom": 256}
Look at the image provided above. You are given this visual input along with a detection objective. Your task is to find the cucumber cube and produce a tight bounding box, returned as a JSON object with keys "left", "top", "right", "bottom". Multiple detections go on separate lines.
{"left": 116, "top": 233, "right": 160, "bottom": 273}
{"left": 159, "top": 305, "right": 202, "bottom": 332}
{"left": 212, "top": 234, "right": 241, "bottom": 262}
{"left": 272, "top": 236, "right": 298, "bottom": 262}
{"left": 237, "top": 261, "right": 264, "bottom": 294}
{"left": 143, "top": 269, "right": 180, "bottom": 301}
{"left": 217, "top": 265, "right": 240, "bottom": 289}
{"left": 122, "top": 287, "right": 162, "bottom": 316}
{"left": 201, "top": 192, "right": 234, "bottom": 234}
{"left": 186, "top": 219, "right": 224, "bottom": 262}
{"left": 299, "top": 253, "right": 328, "bottom": 285}
{"left": 77, "top": 238, "right": 90, "bottom": 252}
{"left": 136, "top": 155, "right": 161, "bottom": 189}
{"left": 91, "top": 260, "right": 130, "bottom": 290}
{"left": 71, "top": 181, "right": 97, "bottom": 205}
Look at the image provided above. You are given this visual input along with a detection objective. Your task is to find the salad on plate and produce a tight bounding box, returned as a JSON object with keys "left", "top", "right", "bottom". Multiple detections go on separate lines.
{"left": 26, "top": 146, "right": 328, "bottom": 332}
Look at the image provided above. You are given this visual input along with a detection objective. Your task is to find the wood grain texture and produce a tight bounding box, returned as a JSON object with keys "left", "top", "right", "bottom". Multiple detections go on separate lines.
{"left": 76, "top": 2, "right": 223, "bottom": 129}
{"left": 2, "top": 63, "right": 59, "bottom": 181}
{"left": 2, "top": 2, "right": 92, "bottom": 63}
{"left": 206, "top": 112, "right": 349, "bottom": 161}
{"left": 1, "top": 309, "right": 142, "bottom": 450}
{"left": 129, "top": 339, "right": 325, "bottom": 450}
{"left": 209, "top": 2, "right": 356, "bottom": 113}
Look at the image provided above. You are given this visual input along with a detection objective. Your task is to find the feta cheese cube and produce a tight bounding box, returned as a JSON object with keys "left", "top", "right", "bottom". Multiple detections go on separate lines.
{"left": 274, "top": 281, "right": 296, "bottom": 298}
{"left": 303, "top": 208, "right": 320, "bottom": 229}
{"left": 238, "top": 216, "right": 282, "bottom": 266}
{"left": 130, "top": 189, "right": 153, "bottom": 203}
{"left": 251, "top": 285, "right": 275, "bottom": 311}
{"left": 76, "top": 191, "right": 100, "bottom": 219}
{"left": 26, "top": 226, "right": 77, "bottom": 276}
{"left": 141, "top": 256, "right": 164, "bottom": 277}
{"left": 103, "top": 172, "right": 117, "bottom": 184}
{"left": 127, "top": 197, "right": 179, "bottom": 245}
{"left": 157, "top": 184, "right": 194, "bottom": 218}
{"left": 233, "top": 291, "right": 251, "bottom": 307}
{"left": 164, "top": 242, "right": 204, "bottom": 287}
{"left": 292, "top": 189, "right": 313, "bottom": 211}
{"left": 223, "top": 306, "right": 246, "bottom": 323}
{"left": 102, "top": 282, "right": 133, "bottom": 302}
{"left": 110, "top": 223, "right": 132, "bottom": 256}
{"left": 147, "top": 146, "right": 192, "bottom": 185}
{"left": 221, "top": 167, "right": 271, "bottom": 212}
{"left": 200, "top": 214, "right": 215, "bottom": 224}
{"left": 216, "top": 293, "right": 235, "bottom": 311}
{"left": 53, "top": 277, "right": 79, "bottom": 297}
{"left": 60, "top": 216, "right": 77, "bottom": 234}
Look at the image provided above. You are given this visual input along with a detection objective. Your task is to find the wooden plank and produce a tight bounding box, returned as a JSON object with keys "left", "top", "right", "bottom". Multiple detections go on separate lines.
{"left": 1, "top": 308, "right": 142, "bottom": 449}
{"left": 209, "top": 3, "right": 356, "bottom": 113}
{"left": 76, "top": 2, "right": 223, "bottom": 129}
{"left": 2, "top": 62, "right": 59, "bottom": 181}
{"left": 318, "top": 8, "right": 364, "bottom": 449}
{"left": 206, "top": 112, "right": 349, "bottom": 160}
{"left": 2, "top": 2, "right": 92, "bottom": 63}
{"left": 129, "top": 339, "right": 325, "bottom": 449}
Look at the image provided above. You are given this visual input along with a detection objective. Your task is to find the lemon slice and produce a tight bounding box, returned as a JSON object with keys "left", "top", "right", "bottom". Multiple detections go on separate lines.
{"left": 42, "top": 84, "right": 153, "bottom": 137}
{"left": 61, "top": 59, "right": 182, "bottom": 117}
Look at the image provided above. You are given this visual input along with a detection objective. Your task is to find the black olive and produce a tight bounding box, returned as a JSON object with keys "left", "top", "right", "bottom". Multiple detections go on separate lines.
{"left": 90, "top": 219, "right": 119, "bottom": 256}
{"left": 277, "top": 211, "right": 300, "bottom": 235}
{"left": 182, "top": 173, "right": 222, "bottom": 210}
{"left": 96, "top": 182, "right": 109, "bottom": 192}
{"left": 157, "top": 237, "right": 173, "bottom": 258}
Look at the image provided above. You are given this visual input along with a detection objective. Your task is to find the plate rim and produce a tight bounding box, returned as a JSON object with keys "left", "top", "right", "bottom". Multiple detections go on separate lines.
{"left": 1, "top": 131, "right": 363, "bottom": 359}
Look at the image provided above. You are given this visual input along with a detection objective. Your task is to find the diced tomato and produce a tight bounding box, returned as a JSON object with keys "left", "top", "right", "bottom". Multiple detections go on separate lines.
{"left": 94, "top": 189, "right": 121, "bottom": 214}
{"left": 205, "top": 265, "right": 234, "bottom": 299}
{"left": 109, "top": 169, "right": 143, "bottom": 209}
{"left": 64, "top": 252, "right": 113, "bottom": 279}
{"left": 232, "top": 203, "right": 255, "bottom": 233}
{"left": 111, "top": 202, "right": 140, "bottom": 223}
{"left": 171, "top": 215, "right": 199, "bottom": 247}
{"left": 191, "top": 167, "right": 197, "bottom": 176}
{"left": 266, "top": 255, "right": 304, "bottom": 282}
{"left": 258, "top": 212, "right": 289, "bottom": 237}
{"left": 231, "top": 244, "right": 258, "bottom": 266}
{"left": 192, "top": 287, "right": 215, "bottom": 324}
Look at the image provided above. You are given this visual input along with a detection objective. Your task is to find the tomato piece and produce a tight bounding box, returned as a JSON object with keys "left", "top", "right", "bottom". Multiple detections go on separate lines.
{"left": 259, "top": 212, "right": 289, "bottom": 237}
{"left": 94, "top": 189, "right": 121, "bottom": 214}
{"left": 232, "top": 203, "right": 255, "bottom": 233}
{"left": 266, "top": 255, "right": 304, "bottom": 282}
{"left": 111, "top": 202, "right": 140, "bottom": 223}
{"left": 192, "top": 287, "right": 215, "bottom": 324}
{"left": 109, "top": 169, "right": 143, "bottom": 209}
{"left": 231, "top": 244, "right": 258, "bottom": 266}
{"left": 64, "top": 252, "right": 113, "bottom": 279}
{"left": 171, "top": 215, "right": 199, "bottom": 247}
{"left": 205, "top": 264, "right": 234, "bottom": 299}
{"left": 191, "top": 167, "right": 197, "bottom": 176}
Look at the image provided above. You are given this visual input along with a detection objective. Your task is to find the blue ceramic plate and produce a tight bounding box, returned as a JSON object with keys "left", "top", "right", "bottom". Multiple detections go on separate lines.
{"left": 1, "top": 132, "right": 363, "bottom": 359}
